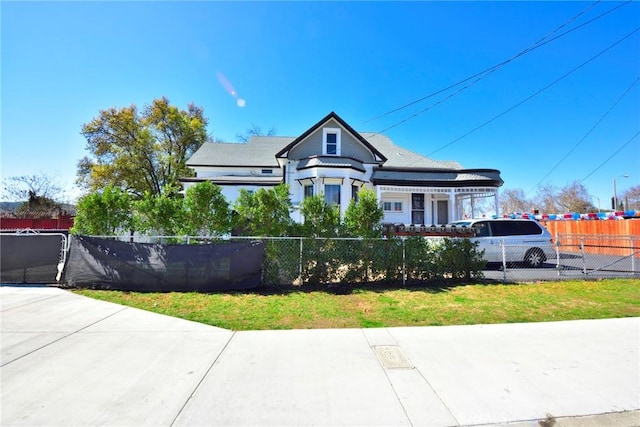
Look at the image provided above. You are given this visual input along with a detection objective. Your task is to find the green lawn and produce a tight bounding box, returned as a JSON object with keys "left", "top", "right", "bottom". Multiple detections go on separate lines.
{"left": 73, "top": 279, "right": 640, "bottom": 330}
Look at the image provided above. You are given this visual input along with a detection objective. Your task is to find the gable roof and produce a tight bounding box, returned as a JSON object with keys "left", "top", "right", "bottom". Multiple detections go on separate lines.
{"left": 274, "top": 111, "right": 387, "bottom": 162}
{"left": 186, "top": 112, "right": 468, "bottom": 171}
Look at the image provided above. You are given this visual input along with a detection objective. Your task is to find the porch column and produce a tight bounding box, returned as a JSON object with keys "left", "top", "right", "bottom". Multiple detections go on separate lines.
{"left": 471, "top": 194, "right": 476, "bottom": 219}
{"left": 448, "top": 190, "right": 455, "bottom": 222}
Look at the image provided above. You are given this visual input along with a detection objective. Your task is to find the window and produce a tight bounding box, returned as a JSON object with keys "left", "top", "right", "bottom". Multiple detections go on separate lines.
{"left": 325, "top": 184, "right": 341, "bottom": 205}
{"left": 323, "top": 128, "right": 341, "bottom": 156}
{"left": 351, "top": 185, "right": 359, "bottom": 202}
{"left": 326, "top": 133, "right": 337, "bottom": 155}
{"left": 304, "top": 185, "right": 314, "bottom": 198}
{"left": 383, "top": 201, "right": 402, "bottom": 212}
{"left": 411, "top": 193, "right": 425, "bottom": 224}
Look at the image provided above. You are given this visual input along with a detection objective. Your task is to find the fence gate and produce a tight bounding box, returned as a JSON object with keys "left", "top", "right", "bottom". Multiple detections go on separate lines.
{"left": 0, "top": 230, "right": 69, "bottom": 284}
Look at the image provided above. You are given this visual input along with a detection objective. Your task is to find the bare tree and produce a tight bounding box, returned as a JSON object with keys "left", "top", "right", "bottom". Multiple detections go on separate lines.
{"left": 499, "top": 188, "right": 530, "bottom": 214}
{"left": 236, "top": 123, "right": 277, "bottom": 143}
{"left": 557, "top": 181, "right": 592, "bottom": 213}
{"left": 2, "top": 172, "right": 63, "bottom": 202}
{"left": 621, "top": 185, "right": 640, "bottom": 210}
{"left": 533, "top": 183, "right": 560, "bottom": 214}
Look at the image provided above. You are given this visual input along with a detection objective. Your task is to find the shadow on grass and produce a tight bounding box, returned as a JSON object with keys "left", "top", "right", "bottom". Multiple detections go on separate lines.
{"left": 233, "top": 277, "right": 511, "bottom": 297}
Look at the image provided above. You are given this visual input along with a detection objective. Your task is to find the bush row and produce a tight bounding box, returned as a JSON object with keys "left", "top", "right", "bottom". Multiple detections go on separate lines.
{"left": 261, "top": 236, "right": 486, "bottom": 289}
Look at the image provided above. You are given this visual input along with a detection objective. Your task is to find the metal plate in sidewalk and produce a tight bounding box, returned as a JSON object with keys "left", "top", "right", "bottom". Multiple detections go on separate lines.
{"left": 373, "top": 345, "right": 413, "bottom": 369}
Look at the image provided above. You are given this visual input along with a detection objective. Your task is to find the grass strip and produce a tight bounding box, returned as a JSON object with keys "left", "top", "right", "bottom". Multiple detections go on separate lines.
{"left": 73, "top": 279, "right": 640, "bottom": 331}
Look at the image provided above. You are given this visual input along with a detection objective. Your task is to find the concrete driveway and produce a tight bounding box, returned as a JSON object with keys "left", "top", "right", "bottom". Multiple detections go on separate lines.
{"left": 1, "top": 285, "right": 638, "bottom": 426}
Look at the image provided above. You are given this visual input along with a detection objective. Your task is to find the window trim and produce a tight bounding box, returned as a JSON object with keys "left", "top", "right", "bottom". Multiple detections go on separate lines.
{"left": 382, "top": 201, "right": 403, "bottom": 212}
{"left": 322, "top": 128, "right": 341, "bottom": 156}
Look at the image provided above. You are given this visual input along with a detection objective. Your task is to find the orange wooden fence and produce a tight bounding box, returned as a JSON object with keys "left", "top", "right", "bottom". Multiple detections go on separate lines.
{"left": 541, "top": 219, "right": 639, "bottom": 257}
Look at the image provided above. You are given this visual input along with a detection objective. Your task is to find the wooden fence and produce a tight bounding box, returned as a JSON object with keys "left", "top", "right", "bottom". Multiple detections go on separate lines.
{"left": 541, "top": 219, "right": 639, "bottom": 257}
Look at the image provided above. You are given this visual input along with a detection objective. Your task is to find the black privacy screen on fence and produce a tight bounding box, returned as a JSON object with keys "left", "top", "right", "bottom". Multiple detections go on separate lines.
{"left": 65, "top": 235, "right": 265, "bottom": 292}
{"left": 0, "top": 234, "right": 64, "bottom": 284}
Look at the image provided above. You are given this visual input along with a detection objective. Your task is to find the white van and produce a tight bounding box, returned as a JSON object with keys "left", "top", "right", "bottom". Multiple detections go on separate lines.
{"left": 449, "top": 218, "right": 556, "bottom": 267}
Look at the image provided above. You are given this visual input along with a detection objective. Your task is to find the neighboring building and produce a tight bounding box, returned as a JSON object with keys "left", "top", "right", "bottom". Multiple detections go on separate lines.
{"left": 181, "top": 112, "right": 503, "bottom": 225}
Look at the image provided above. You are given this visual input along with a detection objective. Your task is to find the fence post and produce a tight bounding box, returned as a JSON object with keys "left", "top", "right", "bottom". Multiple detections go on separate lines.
{"left": 580, "top": 237, "right": 587, "bottom": 277}
{"left": 631, "top": 236, "right": 637, "bottom": 275}
{"left": 402, "top": 237, "right": 406, "bottom": 287}
{"left": 299, "top": 237, "right": 303, "bottom": 286}
{"left": 501, "top": 239, "right": 507, "bottom": 283}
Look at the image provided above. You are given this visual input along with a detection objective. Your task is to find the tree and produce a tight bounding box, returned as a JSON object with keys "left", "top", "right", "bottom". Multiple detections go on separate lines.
{"left": 1, "top": 172, "right": 65, "bottom": 217}
{"left": 533, "top": 183, "right": 560, "bottom": 214}
{"left": 72, "top": 186, "right": 133, "bottom": 235}
{"left": 499, "top": 188, "right": 530, "bottom": 215}
{"left": 133, "top": 191, "right": 185, "bottom": 236}
{"left": 2, "top": 172, "right": 64, "bottom": 202}
{"left": 77, "top": 97, "right": 208, "bottom": 198}
{"left": 233, "top": 184, "right": 292, "bottom": 236}
{"left": 182, "top": 181, "right": 231, "bottom": 236}
{"left": 557, "top": 181, "right": 592, "bottom": 213}
{"left": 621, "top": 185, "right": 640, "bottom": 210}
{"left": 299, "top": 194, "right": 341, "bottom": 237}
{"left": 236, "top": 123, "right": 277, "bottom": 143}
{"left": 343, "top": 188, "right": 384, "bottom": 237}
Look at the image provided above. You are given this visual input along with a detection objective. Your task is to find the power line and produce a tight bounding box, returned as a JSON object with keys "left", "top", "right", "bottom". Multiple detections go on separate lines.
{"left": 527, "top": 76, "right": 640, "bottom": 195}
{"left": 579, "top": 129, "right": 640, "bottom": 183}
{"left": 421, "top": 26, "right": 640, "bottom": 159}
{"left": 364, "top": 0, "right": 630, "bottom": 126}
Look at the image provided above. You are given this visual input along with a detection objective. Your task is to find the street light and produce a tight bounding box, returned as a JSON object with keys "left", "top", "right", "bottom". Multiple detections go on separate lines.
{"left": 613, "top": 174, "right": 629, "bottom": 211}
{"left": 591, "top": 195, "right": 601, "bottom": 213}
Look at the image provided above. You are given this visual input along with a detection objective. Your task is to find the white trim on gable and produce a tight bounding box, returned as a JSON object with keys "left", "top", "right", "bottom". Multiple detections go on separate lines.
{"left": 322, "top": 128, "right": 341, "bottom": 156}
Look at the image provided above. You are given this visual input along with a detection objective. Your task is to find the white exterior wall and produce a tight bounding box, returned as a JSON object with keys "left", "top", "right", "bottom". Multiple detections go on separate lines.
{"left": 194, "top": 166, "right": 282, "bottom": 179}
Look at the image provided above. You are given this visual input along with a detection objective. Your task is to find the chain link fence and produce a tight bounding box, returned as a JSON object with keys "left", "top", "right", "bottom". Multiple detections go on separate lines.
{"left": 2, "top": 232, "right": 638, "bottom": 287}
{"left": 257, "top": 234, "right": 640, "bottom": 285}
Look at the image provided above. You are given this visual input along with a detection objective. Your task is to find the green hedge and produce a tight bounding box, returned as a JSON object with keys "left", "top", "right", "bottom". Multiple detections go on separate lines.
{"left": 262, "top": 236, "right": 485, "bottom": 288}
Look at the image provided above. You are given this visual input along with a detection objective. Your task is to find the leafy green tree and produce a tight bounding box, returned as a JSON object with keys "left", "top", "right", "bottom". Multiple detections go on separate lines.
{"left": 133, "top": 191, "right": 185, "bottom": 236}
{"left": 299, "top": 193, "right": 341, "bottom": 237}
{"left": 182, "top": 181, "right": 231, "bottom": 236}
{"left": 77, "top": 97, "right": 208, "bottom": 197}
{"left": 233, "top": 184, "right": 293, "bottom": 236}
{"left": 343, "top": 188, "right": 384, "bottom": 237}
{"left": 72, "top": 186, "right": 133, "bottom": 235}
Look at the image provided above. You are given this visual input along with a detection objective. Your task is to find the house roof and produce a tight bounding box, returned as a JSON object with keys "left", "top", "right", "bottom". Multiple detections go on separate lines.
{"left": 275, "top": 112, "right": 387, "bottom": 162}
{"left": 186, "top": 137, "right": 293, "bottom": 167}
{"left": 297, "top": 156, "right": 366, "bottom": 173}
{"left": 186, "top": 113, "right": 478, "bottom": 173}
{"left": 371, "top": 168, "right": 503, "bottom": 187}
{"left": 361, "top": 133, "right": 462, "bottom": 169}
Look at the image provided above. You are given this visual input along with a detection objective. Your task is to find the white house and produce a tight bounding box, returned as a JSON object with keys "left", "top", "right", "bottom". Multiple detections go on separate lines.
{"left": 181, "top": 112, "right": 503, "bottom": 225}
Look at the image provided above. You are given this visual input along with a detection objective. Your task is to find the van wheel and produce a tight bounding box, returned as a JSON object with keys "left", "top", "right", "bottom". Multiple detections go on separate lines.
{"left": 524, "top": 248, "right": 545, "bottom": 268}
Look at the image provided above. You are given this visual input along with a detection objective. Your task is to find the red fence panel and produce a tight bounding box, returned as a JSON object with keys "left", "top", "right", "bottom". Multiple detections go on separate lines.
{"left": 0, "top": 216, "right": 74, "bottom": 230}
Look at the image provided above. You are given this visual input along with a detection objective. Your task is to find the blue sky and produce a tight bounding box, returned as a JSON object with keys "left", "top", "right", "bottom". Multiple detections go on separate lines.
{"left": 2, "top": 1, "right": 639, "bottom": 209}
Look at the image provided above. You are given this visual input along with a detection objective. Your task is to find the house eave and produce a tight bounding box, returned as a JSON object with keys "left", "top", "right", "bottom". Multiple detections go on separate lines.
{"left": 371, "top": 178, "right": 504, "bottom": 188}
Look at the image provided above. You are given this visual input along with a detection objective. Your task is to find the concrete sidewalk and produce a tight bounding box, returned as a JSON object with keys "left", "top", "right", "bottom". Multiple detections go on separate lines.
{"left": 1, "top": 285, "right": 638, "bottom": 426}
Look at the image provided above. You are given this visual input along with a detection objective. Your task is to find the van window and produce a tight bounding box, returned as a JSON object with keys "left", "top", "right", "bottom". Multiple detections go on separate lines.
{"left": 474, "top": 221, "right": 490, "bottom": 237}
{"left": 517, "top": 221, "right": 543, "bottom": 235}
{"left": 489, "top": 221, "right": 520, "bottom": 236}
{"left": 489, "top": 220, "right": 542, "bottom": 236}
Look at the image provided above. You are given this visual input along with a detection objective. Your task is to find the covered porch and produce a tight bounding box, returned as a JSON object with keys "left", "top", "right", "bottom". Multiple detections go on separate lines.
{"left": 375, "top": 185, "right": 500, "bottom": 225}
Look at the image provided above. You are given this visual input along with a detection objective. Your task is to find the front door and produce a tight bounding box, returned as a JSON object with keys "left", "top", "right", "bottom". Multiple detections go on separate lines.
{"left": 437, "top": 200, "right": 448, "bottom": 225}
